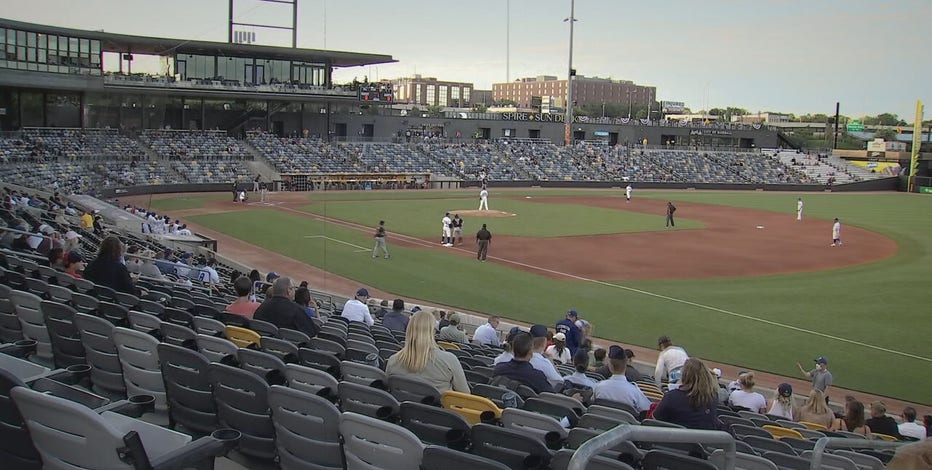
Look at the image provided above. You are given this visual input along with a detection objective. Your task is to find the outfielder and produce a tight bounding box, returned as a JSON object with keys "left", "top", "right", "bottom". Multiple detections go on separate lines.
{"left": 372, "top": 220, "right": 390, "bottom": 258}
{"left": 625, "top": 184, "right": 633, "bottom": 203}
{"left": 831, "top": 218, "right": 842, "bottom": 246}
{"left": 441, "top": 212, "right": 453, "bottom": 247}
{"left": 796, "top": 198, "right": 803, "bottom": 221}
{"left": 478, "top": 186, "right": 489, "bottom": 211}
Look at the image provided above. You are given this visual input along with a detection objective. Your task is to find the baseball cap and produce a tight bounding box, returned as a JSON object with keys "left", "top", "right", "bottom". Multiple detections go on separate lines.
{"left": 506, "top": 326, "right": 523, "bottom": 342}
{"left": 814, "top": 356, "right": 828, "bottom": 365}
{"left": 608, "top": 345, "right": 626, "bottom": 360}
{"left": 410, "top": 306, "right": 422, "bottom": 313}
{"left": 356, "top": 288, "right": 370, "bottom": 298}
{"left": 529, "top": 324, "right": 548, "bottom": 338}
{"left": 65, "top": 251, "right": 84, "bottom": 264}
{"left": 39, "top": 224, "right": 55, "bottom": 235}
{"left": 567, "top": 310, "right": 578, "bottom": 318}
{"left": 266, "top": 272, "right": 280, "bottom": 282}
{"left": 778, "top": 383, "right": 793, "bottom": 397}
{"left": 711, "top": 368, "right": 723, "bottom": 378}
{"left": 64, "top": 230, "right": 82, "bottom": 240}
{"left": 553, "top": 332, "right": 566, "bottom": 342}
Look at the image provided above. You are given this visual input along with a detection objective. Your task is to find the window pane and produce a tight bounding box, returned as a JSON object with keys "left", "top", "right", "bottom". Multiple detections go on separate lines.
{"left": 69, "top": 38, "right": 78, "bottom": 57}
{"left": 91, "top": 40, "right": 100, "bottom": 54}
{"left": 27, "top": 32, "right": 36, "bottom": 47}
{"left": 59, "top": 36, "right": 67, "bottom": 52}
{"left": 37, "top": 33, "right": 46, "bottom": 49}
{"left": 0, "top": 29, "right": 6, "bottom": 46}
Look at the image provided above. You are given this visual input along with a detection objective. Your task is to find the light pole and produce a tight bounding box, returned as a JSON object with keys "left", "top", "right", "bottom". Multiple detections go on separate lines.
{"left": 626, "top": 90, "right": 633, "bottom": 119}
{"left": 563, "top": 0, "right": 576, "bottom": 146}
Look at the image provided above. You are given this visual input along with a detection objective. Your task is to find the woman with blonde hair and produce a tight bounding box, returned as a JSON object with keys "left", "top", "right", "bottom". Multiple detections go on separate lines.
{"left": 768, "top": 383, "right": 796, "bottom": 420}
{"left": 386, "top": 311, "right": 469, "bottom": 393}
{"left": 796, "top": 389, "right": 835, "bottom": 428}
{"left": 653, "top": 358, "right": 720, "bottom": 429}
{"left": 728, "top": 372, "right": 767, "bottom": 414}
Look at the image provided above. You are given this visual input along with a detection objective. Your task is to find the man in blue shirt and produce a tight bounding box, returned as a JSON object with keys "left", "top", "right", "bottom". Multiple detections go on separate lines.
{"left": 381, "top": 298, "right": 409, "bottom": 334}
{"left": 492, "top": 332, "right": 553, "bottom": 394}
{"left": 555, "top": 310, "right": 582, "bottom": 355}
{"left": 593, "top": 345, "right": 651, "bottom": 415}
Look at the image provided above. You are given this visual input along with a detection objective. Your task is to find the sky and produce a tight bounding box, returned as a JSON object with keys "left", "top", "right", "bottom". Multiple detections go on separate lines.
{"left": 4, "top": 0, "right": 930, "bottom": 120}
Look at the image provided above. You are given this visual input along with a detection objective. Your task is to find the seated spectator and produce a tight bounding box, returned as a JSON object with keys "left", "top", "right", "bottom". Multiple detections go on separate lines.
{"left": 472, "top": 315, "right": 501, "bottom": 347}
{"left": 254, "top": 277, "right": 319, "bottom": 338}
{"left": 137, "top": 250, "right": 164, "bottom": 280}
{"left": 886, "top": 439, "right": 932, "bottom": 469}
{"left": 767, "top": 383, "right": 796, "bottom": 420}
{"left": 624, "top": 349, "right": 643, "bottom": 383}
{"left": 591, "top": 347, "right": 606, "bottom": 371}
{"left": 865, "top": 401, "right": 901, "bottom": 438}
{"left": 492, "top": 327, "right": 522, "bottom": 365}
{"left": 381, "top": 298, "right": 409, "bottom": 334}
{"left": 63, "top": 251, "right": 85, "bottom": 279}
{"left": 593, "top": 346, "right": 651, "bottom": 415}
{"left": 830, "top": 399, "right": 872, "bottom": 437}
{"left": 653, "top": 358, "right": 719, "bottom": 430}
{"left": 386, "top": 311, "right": 469, "bottom": 393}
{"left": 899, "top": 407, "right": 927, "bottom": 440}
{"left": 294, "top": 287, "right": 317, "bottom": 320}
{"left": 226, "top": 276, "right": 261, "bottom": 319}
{"left": 83, "top": 236, "right": 138, "bottom": 295}
{"left": 796, "top": 389, "right": 835, "bottom": 428}
{"left": 492, "top": 332, "right": 553, "bottom": 394}
{"left": 728, "top": 372, "right": 767, "bottom": 414}
{"left": 545, "top": 333, "right": 572, "bottom": 365}
{"left": 438, "top": 314, "right": 468, "bottom": 343}
{"left": 563, "top": 349, "right": 598, "bottom": 390}
{"left": 340, "top": 288, "right": 374, "bottom": 326}
{"left": 529, "top": 324, "right": 566, "bottom": 388}
{"left": 47, "top": 247, "right": 65, "bottom": 270}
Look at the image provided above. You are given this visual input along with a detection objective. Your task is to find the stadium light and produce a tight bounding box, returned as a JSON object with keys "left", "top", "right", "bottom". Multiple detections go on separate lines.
{"left": 563, "top": 0, "right": 577, "bottom": 146}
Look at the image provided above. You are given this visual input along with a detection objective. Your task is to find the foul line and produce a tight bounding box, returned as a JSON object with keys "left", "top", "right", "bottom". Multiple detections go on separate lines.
{"left": 304, "top": 235, "right": 370, "bottom": 252}
{"left": 279, "top": 205, "right": 930, "bottom": 363}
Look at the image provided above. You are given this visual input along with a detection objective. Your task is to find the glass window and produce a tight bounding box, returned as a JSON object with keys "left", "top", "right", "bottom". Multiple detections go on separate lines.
{"left": 27, "top": 32, "right": 36, "bottom": 47}
{"left": 17, "top": 30, "right": 25, "bottom": 47}
{"left": 27, "top": 47, "right": 36, "bottom": 62}
{"left": 0, "top": 29, "right": 6, "bottom": 46}
{"left": 38, "top": 49, "right": 46, "bottom": 64}
{"left": 79, "top": 38, "right": 89, "bottom": 55}
{"left": 69, "top": 38, "right": 78, "bottom": 57}
{"left": 91, "top": 40, "right": 100, "bottom": 55}
{"left": 59, "top": 36, "right": 68, "bottom": 53}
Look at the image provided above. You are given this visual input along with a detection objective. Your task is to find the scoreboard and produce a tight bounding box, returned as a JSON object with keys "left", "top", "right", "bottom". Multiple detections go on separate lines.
{"left": 358, "top": 83, "right": 394, "bottom": 103}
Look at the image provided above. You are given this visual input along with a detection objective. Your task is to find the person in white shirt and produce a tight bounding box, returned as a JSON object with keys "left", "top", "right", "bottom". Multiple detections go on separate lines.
{"left": 796, "top": 198, "right": 804, "bottom": 221}
{"left": 473, "top": 316, "right": 501, "bottom": 347}
{"left": 528, "top": 324, "right": 567, "bottom": 388}
{"left": 441, "top": 212, "right": 453, "bottom": 247}
{"left": 655, "top": 335, "right": 689, "bottom": 388}
{"left": 594, "top": 346, "right": 651, "bottom": 414}
{"left": 898, "top": 407, "right": 927, "bottom": 440}
{"left": 563, "top": 349, "right": 599, "bottom": 390}
{"left": 728, "top": 372, "right": 768, "bottom": 414}
{"left": 478, "top": 186, "right": 489, "bottom": 211}
{"left": 544, "top": 333, "right": 572, "bottom": 365}
{"left": 831, "top": 218, "right": 842, "bottom": 247}
{"left": 768, "top": 383, "right": 795, "bottom": 420}
{"left": 625, "top": 184, "right": 633, "bottom": 203}
{"left": 340, "top": 288, "right": 375, "bottom": 326}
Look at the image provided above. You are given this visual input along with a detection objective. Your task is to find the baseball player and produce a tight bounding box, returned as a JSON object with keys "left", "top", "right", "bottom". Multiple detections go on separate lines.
{"left": 238, "top": 189, "right": 247, "bottom": 205}
{"left": 452, "top": 214, "right": 464, "bottom": 246}
{"left": 831, "top": 218, "right": 842, "bottom": 246}
{"left": 796, "top": 198, "right": 803, "bottom": 221}
{"left": 625, "top": 184, "right": 633, "bottom": 203}
{"left": 478, "top": 186, "right": 489, "bottom": 211}
{"left": 372, "top": 220, "right": 389, "bottom": 259}
{"left": 665, "top": 202, "right": 676, "bottom": 227}
{"left": 441, "top": 212, "right": 453, "bottom": 247}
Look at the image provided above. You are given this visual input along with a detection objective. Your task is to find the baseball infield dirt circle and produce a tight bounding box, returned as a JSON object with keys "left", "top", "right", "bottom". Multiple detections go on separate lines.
{"left": 447, "top": 209, "right": 515, "bottom": 217}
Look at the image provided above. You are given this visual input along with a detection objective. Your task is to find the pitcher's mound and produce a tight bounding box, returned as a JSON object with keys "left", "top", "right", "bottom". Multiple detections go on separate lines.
{"left": 451, "top": 210, "right": 515, "bottom": 218}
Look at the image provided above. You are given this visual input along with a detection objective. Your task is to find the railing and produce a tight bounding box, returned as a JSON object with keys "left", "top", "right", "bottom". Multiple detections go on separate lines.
{"left": 810, "top": 437, "right": 906, "bottom": 469}
{"left": 567, "top": 425, "right": 736, "bottom": 470}
{"left": 103, "top": 74, "right": 355, "bottom": 97}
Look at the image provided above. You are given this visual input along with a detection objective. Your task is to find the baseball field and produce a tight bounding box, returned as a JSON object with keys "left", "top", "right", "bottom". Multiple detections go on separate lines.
{"left": 146, "top": 188, "right": 932, "bottom": 405}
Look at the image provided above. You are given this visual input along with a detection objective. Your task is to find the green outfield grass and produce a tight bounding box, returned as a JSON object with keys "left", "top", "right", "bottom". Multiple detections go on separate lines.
{"left": 180, "top": 189, "right": 932, "bottom": 404}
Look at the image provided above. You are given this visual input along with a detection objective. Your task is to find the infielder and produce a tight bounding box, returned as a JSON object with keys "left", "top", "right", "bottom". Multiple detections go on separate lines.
{"left": 478, "top": 186, "right": 489, "bottom": 211}
{"left": 625, "top": 184, "right": 633, "bottom": 203}
{"left": 238, "top": 189, "right": 247, "bottom": 205}
{"left": 441, "top": 212, "right": 453, "bottom": 247}
{"left": 372, "top": 220, "right": 389, "bottom": 258}
{"left": 796, "top": 198, "right": 803, "bottom": 220}
{"left": 831, "top": 218, "right": 842, "bottom": 246}
{"left": 452, "top": 214, "right": 464, "bottom": 246}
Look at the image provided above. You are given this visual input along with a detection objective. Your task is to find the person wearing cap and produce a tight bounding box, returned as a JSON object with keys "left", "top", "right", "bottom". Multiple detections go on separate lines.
{"left": 63, "top": 251, "right": 85, "bottom": 279}
{"left": 545, "top": 332, "right": 572, "bottom": 365}
{"left": 341, "top": 288, "right": 375, "bottom": 326}
{"left": 563, "top": 349, "right": 599, "bottom": 390}
{"left": 528, "top": 324, "right": 568, "bottom": 388}
{"left": 254, "top": 277, "right": 320, "bottom": 337}
{"left": 472, "top": 315, "right": 501, "bottom": 347}
{"left": 555, "top": 310, "right": 582, "bottom": 356}
{"left": 655, "top": 335, "right": 689, "bottom": 388}
{"left": 438, "top": 314, "right": 468, "bottom": 344}
{"left": 797, "top": 356, "right": 833, "bottom": 396}
{"left": 475, "top": 223, "right": 492, "bottom": 261}
{"left": 441, "top": 212, "right": 453, "bottom": 247}
{"left": 767, "top": 383, "right": 796, "bottom": 420}
{"left": 382, "top": 299, "right": 409, "bottom": 335}
{"left": 371, "top": 220, "right": 390, "bottom": 259}
{"left": 35, "top": 225, "right": 61, "bottom": 255}
{"left": 492, "top": 332, "right": 553, "bottom": 394}
{"left": 865, "top": 402, "right": 901, "bottom": 438}
{"left": 593, "top": 346, "right": 651, "bottom": 414}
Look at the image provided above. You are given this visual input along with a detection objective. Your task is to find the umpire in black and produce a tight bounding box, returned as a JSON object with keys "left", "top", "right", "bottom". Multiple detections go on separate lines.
{"left": 476, "top": 223, "right": 492, "bottom": 261}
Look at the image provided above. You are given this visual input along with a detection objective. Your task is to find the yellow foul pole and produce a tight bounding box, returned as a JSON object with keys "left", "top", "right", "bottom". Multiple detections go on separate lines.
{"left": 908, "top": 100, "right": 924, "bottom": 192}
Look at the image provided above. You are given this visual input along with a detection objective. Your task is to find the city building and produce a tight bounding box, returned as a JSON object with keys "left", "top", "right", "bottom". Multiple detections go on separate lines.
{"left": 493, "top": 75, "right": 656, "bottom": 112}
{"left": 732, "top": 113, "right": 792, "bottom": 124}
{"left": 388, "top": 75, "right": 473, "bottom": 107}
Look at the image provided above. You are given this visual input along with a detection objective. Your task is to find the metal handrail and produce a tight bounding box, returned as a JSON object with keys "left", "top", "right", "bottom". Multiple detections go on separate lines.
{"left": 567, "top": 425, "right": 736, "bottom": 470}
{"left": 810, "top": 436, "right": 906, "bottom": 469}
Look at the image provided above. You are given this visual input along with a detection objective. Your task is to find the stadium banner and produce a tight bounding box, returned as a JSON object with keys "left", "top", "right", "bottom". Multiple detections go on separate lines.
{"left": 909, "top": 100, "right": 923, "bottom": 192}
{"left": 661, "top": 101, "right": 686, "bottom": 114}
{"left": 850, "top": 160, "right": 901, "bottom": 176}
{"left": 920, "top": 187, "right": 932, "bottom": 194}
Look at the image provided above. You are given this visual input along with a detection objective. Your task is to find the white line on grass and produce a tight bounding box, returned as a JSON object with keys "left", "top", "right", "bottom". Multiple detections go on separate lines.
{"left": 304, "top": 235, "right": 370, "bottom": 252}
{"left": 283, "top": 206, "right": 931, "bottom": 363}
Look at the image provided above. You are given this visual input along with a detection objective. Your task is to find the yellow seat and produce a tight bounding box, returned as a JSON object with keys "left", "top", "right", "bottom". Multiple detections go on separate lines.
{"left": 441, "top": 390, "right": 502, "bottom": 425}
{"left": 637, "top": 383, "right": 662, "bottom": 394}
{"left": 224, "top": 326, "right": 261, "bottom": 348}
{"left": 799, "top": 421, "right": 828, "bottom": 431}
{"left": 762, "top": 425, "right": 805, "bottom": 440}
{"left": 436, "top": 341, "right": 460, "bottom": 350}
{"left": 642, "top": 391, "right": 664, "bottom": 401}
{"left": 872, "top": 433, "right": 898, "bottom": 442}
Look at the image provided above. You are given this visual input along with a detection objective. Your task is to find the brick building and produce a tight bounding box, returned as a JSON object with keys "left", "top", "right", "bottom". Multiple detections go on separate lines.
{"left": 493, "top": 75, "right": 656, "bottom": 111}
{"left": 388, "top": 75, "right": 473, "bottom": 107}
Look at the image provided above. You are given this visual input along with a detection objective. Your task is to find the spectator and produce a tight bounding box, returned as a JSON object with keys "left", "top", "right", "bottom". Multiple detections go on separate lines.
{"left": 438, "top": 314, "right": 468, "bottom": 343}
{"left": 254, "top": 277, "right": 319, "bottom": 338}
{"left": 381, "top": 298, "right": 409, "bottom": 334}
{"left": 654, "top": 335, "right": 689, "bottom": 388}
{"left": 728, "top": 372, "right": 767, "bottom": 414}
{"left": 797, "top": 356, "right": 833, "bottom": 396}
{"left": 472, "top": 315, "right": 501, "bottom": 347}
{"left": 593, "top": 346, "right": 651, "bottom": 415}
{"left": 767, "top": 383, "right": 796, "bottom": 420}
{"left": 386, "top": 311, "right": 469, "bottom": 394}
{"left": 340, "top": 288, "right": 374, "bottom": 326}
{"left": 865, "top": 402, "right": 901, "bottom": 438}
{"left": 528, "top": 324, "right": 567, "bottom": 388}
{"left": 653, "top": 358, "right": 720, "bottom": 430}
{"left": 830, "top": 399, "right": 872, "bottom": 437}
{"left": 83, "top": 236, "right": 138, "bottom": 295}
{"left": 375, "top": 299, "right": 390, "bottom": 320}
{"left": 624, "top": 349, "right": 643, "bottom": 383}
{"left": 225, "top": 276, "right": 261, "bottom": 319}
{"left": 563, "top": 349, "right": 598, "bottom": 390}
{"left": 294, "top": 287, "right": 317, "bottom": 320}
{"left": 591, "top": 348, "right": 606, "bottom": 370}
{"left": 886, "top": 439, "right": 932, "bottom": 470}
{"left": 899, "top": 407, "right": 927, "bottom": 440}
{"left": 47, "top": 247, "right": 65, "bottom": 270}
{"left": 545, "top": 333, "right": 572, "bottom": 365}
{"left": 492, "top": 327, "right": 522, "bottom": 364}
{"left": 63, "top": 251, "right": 85, "bottom": 279}
{"left": 555, "top": 309, "right": 582, "bottom": 355}
{"left": 796, "top": 389, "right": 835, "bottom": 428}
{"left": 492, "top": 332, "right": 553, "bottom": 394}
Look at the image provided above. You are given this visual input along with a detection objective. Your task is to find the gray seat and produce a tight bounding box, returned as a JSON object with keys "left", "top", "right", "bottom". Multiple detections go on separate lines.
{"left": 340, "top": 411, "right": 425, "bottom": 470}
{"left": 399, "top": 401, "right": 471, "bottom": 447}
{"left": 800, "top": 450, "right": 859, "bottom": 470}
{"left": 207, "top": 362, "right": 276, "bottom": 460}
{"left": 732, "top": 423, "right": 776, "bottom": 440}
{"left": 73, "top": 312, "right": 126, "bottom": 396}
{"left": 340, "top": 360, "right": 387, "bottom": 386}
{"left": 46, "top": 284, "right": 73, "bottom": 304}
{"left": 278, "top": 328, "right": 311, "bottom": 346}
{"left": 579, "top": 412, "right": 629, "bottom": 431}
{"left": 196, "top": 334, "right": 238, "bottom": 363}
{"left": 0, "top": 284, "right": 24, "bottom": 343}
{"left": 70, "top": 291, "right": 100, "bottom": 314}
{"left": 833, "top": 450, "right": 885, "bottom": 470}
{"left": 193, "top": 316, "right": 226, "bottom": 336}
{"left": 10, "top": 290, "right": 52, "bottom": 365}
{"left": 797, "top": 428, "right": 827, "bottom": 440}
{"left": 298, "top": 348, "right": 342, "bottom": 377}
{"left": 285, "top": 363, "right": 339, "bottom": 398}
{"left": 470, "top": 423, "right": 553, "bottom": 470}
{"left": 39, "top": 300, "right": 86, "bottom": 368}
{"left": 642, "top": 449, "right": 717, "bottom": 470}
{"left": 709, "top": 449, "right": 778, "bottom": 470}
{"left": 112, "top": 327, "right": 167, "bottom": 411}
{"left": 237, "top": 348, "right": 286, "bottom": 380}
{"left": 762, "top": 451, "right": 815, "bottom": 470}
{"left": 567, "top": 427, "right": 643, "bottom": 464}
{"left": 0, "top": 368, "right": 42, "bottom": 470}
{"left": 338, "top": 381, "right": 400, "bottom": 419}
{"left": 269, "top": 385, "right": 343, "bottom": 470}
{"left": 386, "top": 374, "right": 442, "bottom": 405}
{"left": 159, "top": 322, "right": 197, "bottom": 347}
{"left": 550, "top": 448, "right": 635, "bottom": 470}
{"left": 157, "top": 343, "right": 218, "bottom": 434}
{"left": 261, "top": 336, "right": 300, "bottom": 360}
{"left": 744, "top": 435, "right": 797, "bottom": 456}
{"left": 127, "top": 310, "right": 163, "bottom": 333}
{"left": 501, "top": 407, "right": 568, "bottom": 447}
{"left": 421, "top": 445, "right": 512, "bottom": 470}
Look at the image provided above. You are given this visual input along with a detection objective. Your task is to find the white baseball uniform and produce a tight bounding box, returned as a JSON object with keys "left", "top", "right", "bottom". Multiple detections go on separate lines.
{"left": 625, "top": 185, "right": 632, "bottom": 202}
{"left": 442, "top": 215, "right": 452, "bottom": 245}
{"left": 479, "top": 189, "right": 489, "bottom": 210}
{"left": 832, "top": 221, "right": 841, "bottom": 246}
{"left": 797, "top": 199, "right": 803, "bottom": 220}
